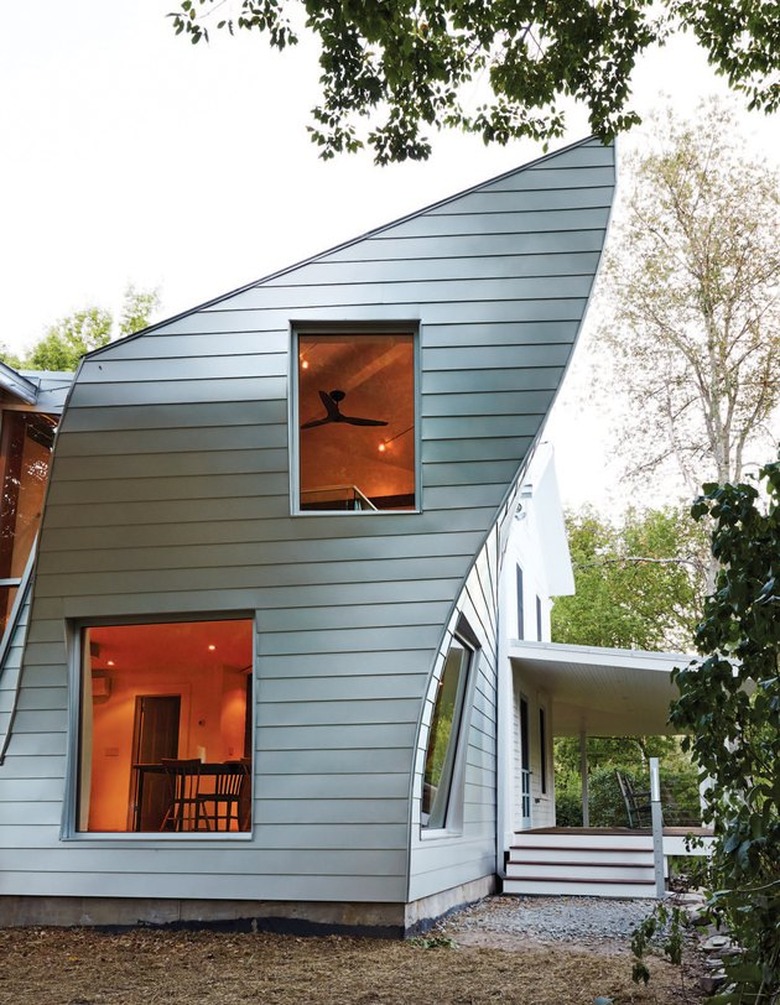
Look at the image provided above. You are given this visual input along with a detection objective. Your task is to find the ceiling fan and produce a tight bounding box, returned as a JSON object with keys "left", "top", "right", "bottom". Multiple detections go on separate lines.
{"left": 301, "top": 389, "right": 388, "bottom": 429}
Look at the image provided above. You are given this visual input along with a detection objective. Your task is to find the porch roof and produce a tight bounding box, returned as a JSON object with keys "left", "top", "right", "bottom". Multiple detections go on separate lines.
{"left": 508, "top": 640, "right": 692, "bottom": 736}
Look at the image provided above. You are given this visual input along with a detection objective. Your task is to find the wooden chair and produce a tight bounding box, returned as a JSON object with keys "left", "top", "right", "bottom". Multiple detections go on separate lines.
{"left": 196, "top": 762, "right": 250, "bottom": 831}
{"left": 615, "top": 770, "right": 653, "bottom": 828}
{"left": 159, "top": 758, "right": 202, "bottom": 831}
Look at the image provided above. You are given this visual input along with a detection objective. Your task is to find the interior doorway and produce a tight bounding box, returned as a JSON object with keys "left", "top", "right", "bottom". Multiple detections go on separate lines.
{"left": 130, "top": 695, "right": 181, "bottom": 830}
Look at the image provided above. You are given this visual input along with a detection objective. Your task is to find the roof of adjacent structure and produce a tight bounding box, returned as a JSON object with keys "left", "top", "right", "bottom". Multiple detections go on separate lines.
{"left": 0, "top": 363, "right": 73, "bottom": 411}
{"left": 509, "top": 640, "right": 692, "bottom": 736}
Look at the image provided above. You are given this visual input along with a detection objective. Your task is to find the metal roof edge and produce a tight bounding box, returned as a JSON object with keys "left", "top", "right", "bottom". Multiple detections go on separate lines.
{"left": 0, "top": 362, "right": 39, "bottom": 404}
{"left": 507, "top": 639, "right": 694, "bottom": 671}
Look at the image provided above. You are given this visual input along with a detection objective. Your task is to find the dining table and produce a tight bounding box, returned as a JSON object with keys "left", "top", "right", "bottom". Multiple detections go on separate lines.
{"left": 131, "top": 760, "right": 248, "bottom": 831}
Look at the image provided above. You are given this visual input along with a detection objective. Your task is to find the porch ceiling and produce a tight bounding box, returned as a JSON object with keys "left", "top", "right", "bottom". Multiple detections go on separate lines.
{"left": 509, "top": 640, "right": 692, "bottom": 736}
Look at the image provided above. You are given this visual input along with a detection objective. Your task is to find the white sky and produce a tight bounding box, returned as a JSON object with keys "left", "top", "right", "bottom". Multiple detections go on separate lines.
{"left": 2, "top": 3, "right": 778, "bottom": 511}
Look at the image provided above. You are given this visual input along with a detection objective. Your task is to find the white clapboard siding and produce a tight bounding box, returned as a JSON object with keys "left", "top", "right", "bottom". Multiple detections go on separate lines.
{"left": 0, "top": 136, "right": 614, "bottom": 914}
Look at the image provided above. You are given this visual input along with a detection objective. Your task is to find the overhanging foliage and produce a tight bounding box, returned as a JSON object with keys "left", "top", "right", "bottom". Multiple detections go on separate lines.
{"left": 169, "top": 1, "right": 780, "bottom": 162}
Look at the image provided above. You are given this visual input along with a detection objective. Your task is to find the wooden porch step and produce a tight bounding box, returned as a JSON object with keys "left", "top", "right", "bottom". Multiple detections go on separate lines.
{"left": 508, "top": 846, "right": 652, "bottom": 866}
{"left": 503, "top": 876, "right": 656, "bottom": 899}
{"left": 503, "top": 829, "right": 658, "bottom": 900}
{"left": 507, "top": 860, "right": 654, "bottom": 882}
{"left": 509, "top": 832, "right": 653, "bottom": 851}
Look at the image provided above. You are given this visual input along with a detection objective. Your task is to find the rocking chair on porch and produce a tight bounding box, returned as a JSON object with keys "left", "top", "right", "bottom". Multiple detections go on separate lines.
{"left": 615, "top": 771, "right": 653, "bottom": 829}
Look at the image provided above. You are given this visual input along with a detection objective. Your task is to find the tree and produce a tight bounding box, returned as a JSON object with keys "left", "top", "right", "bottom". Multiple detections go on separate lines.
{"left": 25, "top": 306, "right": 114, "bottom": 372}
{"left": 0, "top": 344, "right": 23, "bottom": 371}
{"left": 3, "top": 286, "right": 159, "bottom": 373}
{"left": 670, "top": 460, "right": 780, "bottom": 1002}
{"left": 597, "top": 101, "right": 780, "bottom": 496}
{"left": 551, "top": 506, "right": 707, "bottom": 653}
{"left": 169, "top": 1, "right": 780, "bottom": 163}
{"left": 118, "top": 285, "right": 160, "bottom": 342}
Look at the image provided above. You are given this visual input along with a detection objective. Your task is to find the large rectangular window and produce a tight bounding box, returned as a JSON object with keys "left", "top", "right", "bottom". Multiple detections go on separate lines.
{"left": 296, "top": 331, "right": 416, "bottom": 511}
{"left": 77, "top": 618, "right": 253, "bottom": 834}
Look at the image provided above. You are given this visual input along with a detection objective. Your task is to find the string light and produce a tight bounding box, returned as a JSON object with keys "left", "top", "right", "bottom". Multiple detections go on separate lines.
{"left": 378, "top": 425, "right": 414, "bottom": 452}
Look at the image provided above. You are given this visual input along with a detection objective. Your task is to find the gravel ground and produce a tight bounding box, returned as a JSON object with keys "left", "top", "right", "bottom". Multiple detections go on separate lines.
{"left": 441, "top": 895, "right": 661, "bottom": 949}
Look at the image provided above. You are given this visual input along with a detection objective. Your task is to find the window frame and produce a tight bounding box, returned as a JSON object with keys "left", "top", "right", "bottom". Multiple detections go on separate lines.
{"left": 539, "top": 705, "right": 548, "bottom": 795}
{"left": 289, "top": 322, "right": 421, "bottom": 516}
{"left": 62, "top": 611, "right": 256, "bottom": 841}
{"left": 419, "top": 634, "right": 477, "bottom": 837}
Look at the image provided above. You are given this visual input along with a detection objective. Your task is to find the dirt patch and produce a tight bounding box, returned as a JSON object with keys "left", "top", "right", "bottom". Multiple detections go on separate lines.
{"left": 0, "top": 917, "right": 705, "bottom": 1004}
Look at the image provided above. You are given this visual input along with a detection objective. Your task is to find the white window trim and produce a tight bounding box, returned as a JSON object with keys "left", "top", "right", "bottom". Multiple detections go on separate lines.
{"left": 418, "top": 636, "right": 479, "bottom": 839}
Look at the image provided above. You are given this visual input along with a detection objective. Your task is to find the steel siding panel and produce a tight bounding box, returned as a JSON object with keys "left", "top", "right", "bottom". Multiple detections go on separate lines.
{"left": 3, "top": 138, "right": 615, "bottom": 910}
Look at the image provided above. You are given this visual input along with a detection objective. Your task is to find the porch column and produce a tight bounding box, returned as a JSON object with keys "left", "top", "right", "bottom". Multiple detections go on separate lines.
{"left": 579, "top": 729, "right": 589, "bottom": 827}
{"left": 650, "top": 757, "right": 665, "bottom": 898}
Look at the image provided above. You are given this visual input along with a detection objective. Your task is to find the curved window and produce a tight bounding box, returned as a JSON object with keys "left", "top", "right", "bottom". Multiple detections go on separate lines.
{"left": 421, "top": 640, "right": 471, "bottom": 830}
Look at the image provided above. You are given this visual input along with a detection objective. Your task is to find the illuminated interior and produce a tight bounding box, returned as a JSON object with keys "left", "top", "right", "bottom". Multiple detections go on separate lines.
{"left": 298, "top": 332, "right": 416, "bottom": 511}
{"left": 0, "top": 410, "right": 56, "bottom": 635}
{"left": 78, "top": 618, "right": 253, "bottom": 833}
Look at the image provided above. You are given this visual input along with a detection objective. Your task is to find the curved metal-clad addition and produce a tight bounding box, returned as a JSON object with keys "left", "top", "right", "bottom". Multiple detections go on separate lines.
{"left": 0, "top": 138, "right": 615, "bottom": 917}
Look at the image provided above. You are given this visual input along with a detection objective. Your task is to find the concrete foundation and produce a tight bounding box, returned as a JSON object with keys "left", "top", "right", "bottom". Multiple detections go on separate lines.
{"left": 0, "top": 876, "right": 497, "bottom": 938}
{"left": 405, "top": 875, "right": 497, "bottom": 933}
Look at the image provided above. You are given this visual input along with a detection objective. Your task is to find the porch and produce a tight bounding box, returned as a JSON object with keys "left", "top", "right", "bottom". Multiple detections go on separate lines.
{"left": 501, "top": 641, "right": 713, "bottom": 898}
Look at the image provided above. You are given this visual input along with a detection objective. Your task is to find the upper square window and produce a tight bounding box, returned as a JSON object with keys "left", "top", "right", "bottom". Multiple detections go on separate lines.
{"left": 296, "top": 331, "right": 416, "bottom": 512}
